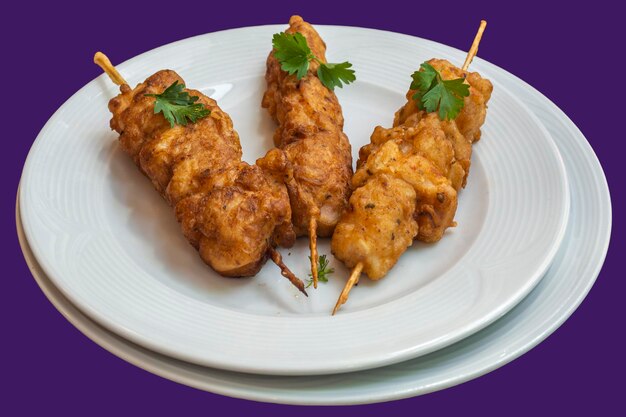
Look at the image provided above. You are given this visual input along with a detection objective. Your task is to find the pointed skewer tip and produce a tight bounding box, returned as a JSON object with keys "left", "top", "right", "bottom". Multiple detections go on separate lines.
{"left": 462, "top": 20, "right": 488, "bottom": 72}
{"left": 93, "top": 51, "right": 127, "bottom": 86}
{"left": 309, "top": 217, "right": 319, "bottom": 289}
{"left": 268, "top": 247, "right": 308, "bottom": 296}
{"left": 331, "top": 262, "right": 363, "bottom": 315}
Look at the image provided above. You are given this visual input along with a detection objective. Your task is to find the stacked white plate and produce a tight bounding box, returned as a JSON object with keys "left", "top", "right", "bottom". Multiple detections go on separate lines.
{"left": 17, "top": 25, "right": 611, "bottom": 404}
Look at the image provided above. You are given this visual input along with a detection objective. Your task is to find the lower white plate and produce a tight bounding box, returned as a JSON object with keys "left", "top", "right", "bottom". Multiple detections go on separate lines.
{"left": 17, "top": 56, "right": 610, "bottom": 404}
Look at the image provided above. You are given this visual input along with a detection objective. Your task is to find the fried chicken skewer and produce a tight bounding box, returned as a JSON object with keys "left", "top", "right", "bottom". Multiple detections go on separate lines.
{"left": 262, "top": 16, "right": 354, "bottom": 288}
{"left": 331, "top": 21, "right": 492, "bottom": 314}
{"left": 94, "top": 52, "right": 307, "bottom": 295}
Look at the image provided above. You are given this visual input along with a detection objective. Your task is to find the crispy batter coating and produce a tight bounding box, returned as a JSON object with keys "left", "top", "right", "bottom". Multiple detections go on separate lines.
{"left": 332, "top": 59, "right": 492, "bottom": 280}
{"left": 175, "top": 162, "right": 294, "bottom": 276}
{"left": 109, "top": 70, "right": 295, "bottom": 277}
{"left": 394, "top": 59, "right": 493, "bottom": 143}
{"left": 355, "top": 140, "right": 458, "bottom": 243}
{"left": 360, "top": 112, "right": 471, "bottom": 191}
{"left": 333, "top": 139, "right": 457, "bottom": 279}
{"left": 262, "top": 15, "right": 353, "bottom": 237}
{"left": 331, "top": 174, "right": 418, "bottom": 280}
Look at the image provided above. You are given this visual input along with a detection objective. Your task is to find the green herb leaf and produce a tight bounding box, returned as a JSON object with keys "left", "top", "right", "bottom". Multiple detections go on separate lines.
{"left": 410, "top": 62, "right": 438, "bottom": 92}
{"left": 317, "top": 62, "right": 356, "bottom": 90}
{"left": 305, "top": 254, "right": 335, "bottom": 288}
{"left": 145, "top": 81, "right": 211, "bottom": 128}
{"left": 410, "top": 62, "right": 470, "bottom": 120}
{"left": 272, "top": 31, "right": 356, "bottom": 90}
{"left": 272, "top": 32, "right": 314, "bottom": 79}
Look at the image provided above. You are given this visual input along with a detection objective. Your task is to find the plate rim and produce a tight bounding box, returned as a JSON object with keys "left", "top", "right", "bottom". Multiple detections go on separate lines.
{"left": 18, "top": 23, "right": 570, "bottom": 375}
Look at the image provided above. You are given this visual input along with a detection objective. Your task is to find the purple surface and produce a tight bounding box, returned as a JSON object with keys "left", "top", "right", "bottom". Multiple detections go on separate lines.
{"left": 3, "top": 0, "right": 620, "bottom": 414}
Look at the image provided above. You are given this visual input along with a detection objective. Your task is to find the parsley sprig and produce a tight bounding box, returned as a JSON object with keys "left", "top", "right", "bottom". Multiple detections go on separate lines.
{"left": 411, "top": 62, "right": 470, "bottom": 121}
{"left": 272, "top": 32, "right": 356, "bottom": 90}
{"left": 306, "top": 254, "right": 335, "bottom": 288}
{"left": 145, "top": 81, "right": 211, "bottom": 128}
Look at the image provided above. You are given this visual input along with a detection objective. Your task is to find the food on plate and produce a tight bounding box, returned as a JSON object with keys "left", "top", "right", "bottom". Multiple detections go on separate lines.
{"left": 331, "top": 21, "right": 493, "bottom": 314}
{"left": 262, "top": 15, "right": 355, "bottom": 288}
{"left": 93, "top": 52, "right": 307, "bottom": 295}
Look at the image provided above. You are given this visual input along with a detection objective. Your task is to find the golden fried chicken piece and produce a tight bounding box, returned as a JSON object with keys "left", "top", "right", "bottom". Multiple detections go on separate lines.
{"left": 331, "top": 174, "right": 418, "bottom": 279}
{"left": 282, "top": 133, "right": 352, "bottom": 236}
{"left": 355, "top": 140, "right": 457, "bottom": 244}
{"left": 262, "top": 15, "right": 353, "bottom": 238}
{"left": 109, "top": 70, "right": 243, "bottom": 203}
{"left": 108, "top": 70, "right": 297, "bottom": 279}
{"left": 335, "top": 135, "right": 456, "bottom": 279}
{"left": 175, "top": 162, "right": 294, "bottom": 276}
{"left": 394, "top": 59, "right": 493, "bottom": 143}
{"left": 360, "top": 112, "right": 471, "bottom": 191}
{"left": 332, "top": 60, "right": 491, "bottom": 282}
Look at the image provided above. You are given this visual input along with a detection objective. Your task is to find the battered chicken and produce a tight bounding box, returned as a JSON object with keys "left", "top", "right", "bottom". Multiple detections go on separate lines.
{"left": 394, "top": 59, "right": 493, "bottom": 143}
{"left": 103, "top": 65, "right": 302, "bottom": 290}
{"left": 360, "top": 112, "right": 471, "bottom": 191}
{"left": 332, "top": 57, "right": 492, "bottom": 292}
{"left": 262, "top": 16, "right": 353, "bottom": 283}
{"left": 331, "top": 174, "right": 418, "bottom": 279}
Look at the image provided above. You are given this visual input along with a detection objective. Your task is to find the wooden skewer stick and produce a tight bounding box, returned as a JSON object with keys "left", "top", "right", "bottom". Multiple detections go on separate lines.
{"left": 332, "top": 262, "right": 362, "bottom": 315}
{"left": 462, "top": 20, "right": 487, "bottom": 71}
{"left": 332, "top": 20, "right": 488, "bottom": 315}
{"left": 94, "top": 52, "right": 307, "bottom": 296}
{"left": 269, "top": 247, "right": 308, "bottom": 297}
{"left": 309, "top": 217, "right": 319, "bottom": 288}
{"left": 94, "top": 52, "right": 127, "bottom": 86}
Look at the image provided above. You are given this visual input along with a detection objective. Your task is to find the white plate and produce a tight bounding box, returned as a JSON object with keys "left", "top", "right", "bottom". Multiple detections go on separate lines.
{"left": 17, "top": 29, "right": 610, "bottom": 405}
{"left": 16, "top": 69, "right": 610, "bottom": 404}
{"left": 19, "top": 25, "right": 569, "bottom": 375}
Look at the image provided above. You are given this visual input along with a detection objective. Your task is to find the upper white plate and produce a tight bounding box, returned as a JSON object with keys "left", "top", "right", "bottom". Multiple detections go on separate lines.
{"left": 19, "top": 25, "right": 569, "bottom": 375}
{"left": 15, "top": 51, "right": 610, "bottom": 404}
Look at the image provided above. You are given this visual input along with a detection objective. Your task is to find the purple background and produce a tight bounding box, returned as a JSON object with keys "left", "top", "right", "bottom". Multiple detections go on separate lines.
{"left": 3, "top": 0, "right": 621, "bottom": 414}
